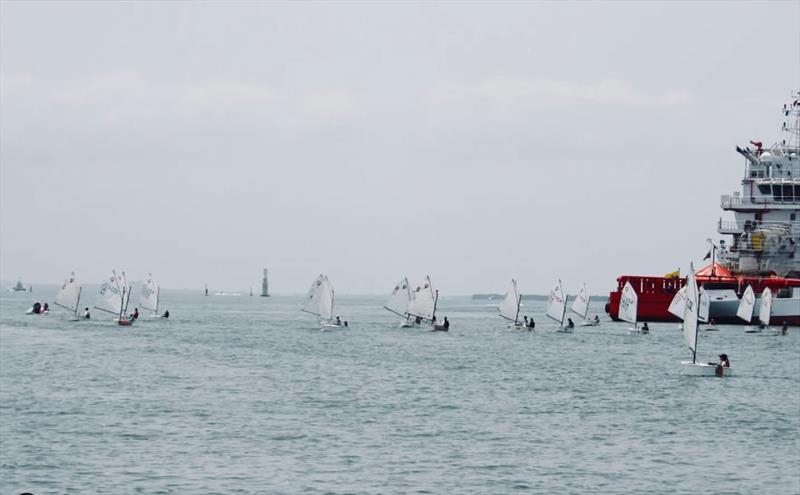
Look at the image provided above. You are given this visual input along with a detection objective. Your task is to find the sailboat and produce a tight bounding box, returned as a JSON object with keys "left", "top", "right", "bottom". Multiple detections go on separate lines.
{"left": 301, "top": 274, "right": 343, "bottom": 329}
{"left": 384, "top": 277, "right": 414, "bottom": 327}
{"left": 497, "top": 279, "right": 523, "bottom": 329}
{"left": 680, "top": 262, "right": 732, "bottom": 376}
{"left": 546, "top": 279, "right": 571, "bottom": 331}
{"left": 139, "top": 273, "right": 163, "bottom": 318}
{"left": 756, "top": 287, "right": 779, "bottom": 335}
{"left": 572, "top": 283, "right": 598, "bottom": 326}
{"left": 619, "top": 280, "right": 645, "bottom": 332}
{"left": 95, "top": 270, "right": 133, "bottom": 326}
{"left": 698, "top": 287, "right": 716, "bottom": 331}
{"left": 54, "top": 271, "right": 83, "bottom": 321}
{"left": 407, "top": 276, "right": 439, "bottom": 328}
{"left": 737, "top": 285, "right": 755, "bottom": 322}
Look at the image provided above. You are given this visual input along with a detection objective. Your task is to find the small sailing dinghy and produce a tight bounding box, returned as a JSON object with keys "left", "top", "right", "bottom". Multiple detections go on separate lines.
{"left": 497, "top": 279, "right": 523, "bottom": 329}
{"left": 95, "top": 270, "right": 133, "bottom": 326}
{"left": 698, "top": 287, "right": 716, "bottom": 331}
{"left": 619, "top": 280, "right": 645, "bottom": 332}
{"left": 54, "top": 271, "right": 84, "bottom": 321}
{"left": 302, "top": 274, "right": 344, "bottom": 329}
{"left": 546, "top": 279, "right": 572, "bottom": 332}
{"left": 572, "top": 283, "right": 598, "bottom": 326}
{"left": 755, "top": 287, "right": 779, "bottom": 335}
{"left": 680, "top": 263, "right": 732, "bottom": 376}
{"left": 140, "top": 273, "right": 164, "bottom": 318}
{"left": 384, "top": 278, "right": 415, "bottom": 327}
{"left": 407, "top": 276, "right": 441, "bottom": 330}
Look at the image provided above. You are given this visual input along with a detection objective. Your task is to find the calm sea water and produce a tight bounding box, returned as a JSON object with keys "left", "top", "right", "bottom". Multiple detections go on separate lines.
{"left": 1, "top": 288, "right": 798, "bottom": 494}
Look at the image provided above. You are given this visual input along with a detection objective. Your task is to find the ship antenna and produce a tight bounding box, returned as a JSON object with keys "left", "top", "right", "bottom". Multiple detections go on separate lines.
{"left": 782, "top": 90, "right": 800, "bottom": 151}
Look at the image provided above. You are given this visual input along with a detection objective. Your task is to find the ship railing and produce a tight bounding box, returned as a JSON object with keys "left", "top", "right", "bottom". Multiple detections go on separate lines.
{"left": 718, "top": 219, "right": 800, "bottom": 234}
{"left": 721, "top": 194, "right": 800, "bottom": 209}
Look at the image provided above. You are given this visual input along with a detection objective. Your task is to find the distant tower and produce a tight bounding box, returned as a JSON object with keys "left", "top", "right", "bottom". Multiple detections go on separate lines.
{"left": 261, "top": 268, "right": 270, "bottom": 297}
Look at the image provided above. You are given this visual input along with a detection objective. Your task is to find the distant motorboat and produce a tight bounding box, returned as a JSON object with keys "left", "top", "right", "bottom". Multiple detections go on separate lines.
{"left": 7, "top": 279, "right": 27, "bottom": 292}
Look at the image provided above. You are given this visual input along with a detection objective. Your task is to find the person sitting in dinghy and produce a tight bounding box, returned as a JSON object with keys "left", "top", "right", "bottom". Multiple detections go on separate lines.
{"left": 335, "top": 316, "right": 342, "bottom": 326}
{"left": 641, "top": 322, "right": 650, "bottom": 334}
{"left": 130, "top": 308, "right": 139, "bottom": 320}
{"left": 527, "top": 316, "right": 535, "bottom": 330}
{"left": 162, "top": 309, "right": 170, "bottom": 319}
{"left": 593, "top": 315, "right": 600, "bottom": 324}
{"left": 567, "top": 318, "right": 574, "bottom": 329}
{"left": 83, "top": 307, "right": 90, "bottom": 319}
{"left": 718, "top": 354, "right": 730, "bottom": 368}
{"left": 31, "top": 301, "right": 42, "bottom": 314}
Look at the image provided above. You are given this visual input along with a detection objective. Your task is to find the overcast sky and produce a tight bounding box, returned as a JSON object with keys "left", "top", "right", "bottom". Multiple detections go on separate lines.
{"left": 1, "top": 1, "right": 798, "bottom": 295}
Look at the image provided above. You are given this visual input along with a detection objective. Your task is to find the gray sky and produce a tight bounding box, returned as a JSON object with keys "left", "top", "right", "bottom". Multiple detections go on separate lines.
{"left": 1, "top": 1, "right": 798, "bottom": 295}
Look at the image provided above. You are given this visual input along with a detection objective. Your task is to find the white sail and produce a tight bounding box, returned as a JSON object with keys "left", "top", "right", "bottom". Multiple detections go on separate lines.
{"left": 384, "top": 278, "right": 411, "bottom": 317}
{"left": 667, "top": 285, "right": 687, "bottom": 320}
{"left": 546, "top": 280, "right": 567, "bottom": 324}
{"left": 683, "top": 263, "right": 699, "bottom": 358}
{"left": 139, "top": 273, "right": 159, "bottom": 313}
{"left": 302, "top": 274, "right": 327, "bottom": 317}
{"left": 618, "top": 281, "right": 638, "bottom": 324}
{"left": 54, "top": 271, "right": 81, "bottom": 315}
{"left": 408, "top": 276, "right": 437, "bottom": 321}
{"left": 95, "top": 270, "right": 126, "bottom": 316}
{"left": 736, "top": 285, "right": 755, "bottom": 323}
{"left": 319, "top": 276, "right": 335, "bottom": 321}
{"left": 698, "top": 287, "right": 710, "bottom": 323}
{"left": 758, "top": 287, "right": 773, "bottom": 326}
{"left": 497, "top": 279, "right": 521, "bottom": 324}
{"left": 570, "top": 283, "right": 590, "bottom": 319}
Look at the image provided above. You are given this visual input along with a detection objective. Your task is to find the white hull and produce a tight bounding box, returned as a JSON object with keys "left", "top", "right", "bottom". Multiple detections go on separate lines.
{"left": 681, "top": 361, "right": 733, "bottom": 377}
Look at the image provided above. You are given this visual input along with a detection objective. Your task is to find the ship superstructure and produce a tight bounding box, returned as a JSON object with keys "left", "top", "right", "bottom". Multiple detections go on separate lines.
{"left": 718, "top": 91, "right": 800, "bottom": 277}
{"left": 606, "top": 92, "right": 800, "bottom": 325}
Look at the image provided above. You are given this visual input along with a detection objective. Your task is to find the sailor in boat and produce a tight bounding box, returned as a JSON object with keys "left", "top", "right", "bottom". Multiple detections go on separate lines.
{"left": 83, "top": 307, "right": 91, "bottom": 319}
{"left": 527, "top": 317, "right": 535, "bottom": 330}
{"left": 344, "top": 320, "right": 349, "bottom": 327}
{"left": 42, "top": 303, "right": 49, "bottom": 313}
{"left": 712, "top": 354, "right": 731, "bottom": 376}
{"left": 641, "top": 322, "right": 650, "bottom": 334}
{"left": 566, "top": 318, "right": 574, "bottom": 329}
{"left": 162, "top": 309, "right": 170, "bottom": 318}
{"left": 130, "top": 308, "right": 140, "bottom": 321}
{"left": 415, "top": 316, "right": 422, "bottom": 325}
{"left": 781, "top": 321, "right": 788, "bottom": 335}
{"left": 523, "top": 316, "right": 529, "bottom": 328}
{"left": 335, "top": 316, "right": 342, "bottom": 326}
{"left": 31, "top": 301, "right": 41, "bottom": 314}
{"left": 433, "top": 316, "right": 450, "bottom": 331}
{"left": 593, "top": 315, "right": 600, "bottom": 324}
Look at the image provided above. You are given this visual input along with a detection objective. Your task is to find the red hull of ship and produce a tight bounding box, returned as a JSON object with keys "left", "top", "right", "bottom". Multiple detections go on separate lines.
{"left": 606, "top": 273, "right": 800, "bottom": 325}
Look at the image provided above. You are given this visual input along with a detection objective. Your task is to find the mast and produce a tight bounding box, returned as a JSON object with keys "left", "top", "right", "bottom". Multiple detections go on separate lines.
{"left": 514, "top": 293, "right": 521, "bottom": 326}
{"left": 432, "top": 289, "right": 439, "bottom": 323}
{"left": 75, "top": 286, "right": 82, "bottom": 316}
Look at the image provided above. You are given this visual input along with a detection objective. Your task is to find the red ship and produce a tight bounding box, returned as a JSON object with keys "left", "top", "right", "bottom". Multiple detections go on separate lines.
{"left": 605, "top": 264, "right": 800, "bottom": 325}
{"left": 606, "top": 93, "right": 800, "bottom": 325}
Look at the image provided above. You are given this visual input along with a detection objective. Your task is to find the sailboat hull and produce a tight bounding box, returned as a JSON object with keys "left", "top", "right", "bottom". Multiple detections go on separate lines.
{"left": 680, "top": 361, "right": 732, "bottom": 376}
